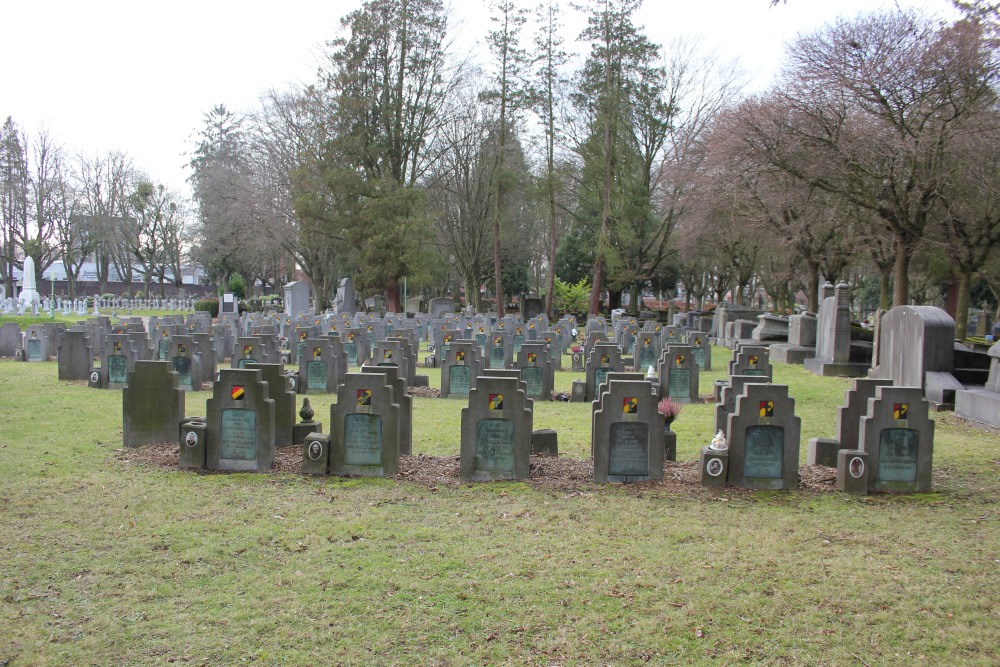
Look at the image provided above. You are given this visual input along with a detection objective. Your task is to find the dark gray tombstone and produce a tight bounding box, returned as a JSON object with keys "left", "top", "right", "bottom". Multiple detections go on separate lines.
{"left": 729, "top": 345, "right": 773, "bottom": 380}
{"left": 440, "top": 340, "right": 483, "bottom": 399}
{"left": 714, "top": 374, "right": 764, "bottom": 434}
{"left": 686, "top": 331, "right": 712, "bottom": 371}
{"left": 103, "top": 334, "right": 137, "bottom": 389}
{"left": 122, "top": 361, "right": 185, "bottom": 447}
{"left": 585, "top": 343, "right": 625, "bottom": 401}
{"left": 515, "top": 343, "right": 554, "bottom": 401}
{"left": 283, "top": 280, "right": 310, "bottom": 319}
{"left": 168, "top": 336, "right": 201, "bottom": 391}
{"left": 233, "top": 337, "right": 267, "bottom": 369}
{"left": 726, "top": 383, "right": 800, "bottom": 490}
{"left": 460, "top": 376, "right": 532, "bottom": 481}
{"left": 658, "top": 345, "right": 699, "bottom": 404}
{"left": 205, "top": 368, "right": 275, "bottom": 471}
{"left": 0, "top": 322, "right": 21, "bottom": 357}
{"left": 330, "top": 372, "right": 400, "bottom": 477}
{"left": 857, "top": 385, "right": 934, "bottom": 493}
{"left": 807, "top": 378, "right": 894, "bottom": 467}
{"left": 592, "top": 379, "right": 665, "bottom": 483}
{"left": 57, "top": 328, "right": 92, "bottom": 381}
{"left": 246, "top": 362, "right": 297, "bottom": 448}
{"left": 770, "top": 312, "right": 817, "bottom": 365}
{"left": 361, "top": 365, "right": 412, "bottom": 456}
{"left": 24, "top": 326, "right": 49, "bottom": 362}
{"left": 298, "top": 338, "right": 342, "bottom": 394}
{"left": 429, "top": 297, "right": 456, "bottom": 320}
{"left": 634, "top": 331, "right": 661, "bottom": 372}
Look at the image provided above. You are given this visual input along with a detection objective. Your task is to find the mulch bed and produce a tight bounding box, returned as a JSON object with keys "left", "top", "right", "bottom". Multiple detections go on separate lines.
{"left": 116, "top": 443, "right": 839, "bottom": 494}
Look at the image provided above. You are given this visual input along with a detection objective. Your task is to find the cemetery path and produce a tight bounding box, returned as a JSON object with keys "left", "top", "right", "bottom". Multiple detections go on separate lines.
{"left": 116, "top": 444, "right": 840, "bottom": 494}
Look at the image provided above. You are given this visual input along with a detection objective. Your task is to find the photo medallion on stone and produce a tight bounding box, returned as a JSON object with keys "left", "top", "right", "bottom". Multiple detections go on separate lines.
{"left": 849, "top": 456, "right": 865, "bottom": 479}
{"left": 185, "top": 431, "right": 198, "bottom": 447}
{"left": 706, "top": 458, "right": 724, "bottom": 477}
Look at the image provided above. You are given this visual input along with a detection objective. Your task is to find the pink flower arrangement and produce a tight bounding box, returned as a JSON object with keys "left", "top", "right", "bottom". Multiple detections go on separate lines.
{"left": 657, "top": 397, "right": 683, "bottom": 423}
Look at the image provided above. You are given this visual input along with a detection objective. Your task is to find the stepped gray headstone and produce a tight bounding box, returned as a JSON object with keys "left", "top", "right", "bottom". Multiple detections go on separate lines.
{"left": 807, "top": 378, "right": 894, "bottom": 466}
{"left": 361, "top": 364, "right": 412, "bottom": 455}
{"left": 440, "top": 340, "right": 482, "bottom": 399}
{"left": 0, "top": 322, "right": 21, "bottom": 357}
{"left": 298, "top": 338, "right": 341, "bottom": 394}
{"left": 770, "top": 312, "right": 817, "bottom": 365}
{"left": 330, "top": 372, "right": 400, "bottom": 477}
{"left": 592, "top": 379, "right": 664, "bottom": 483}
{"left": 585, "top": 343, "right": 625, "bottom": 401}
{"left": 658, "top": 345, "right": 699, "bottom": 404}
{"left": 122, "top": 361, "right": 185, "bottom": 447}
{"left": 168, "top": 336, "right": 200, "bottom": 391}
{"left": 515, "top": 343, "right": 554, "bottom": 401}
{"left": 246, "top": 362, "right": 297, "bottom": 447}
{"left": 205, "top": 368, "right": 275, "bottom": 471}
{"left": 725, "top": 383, "right": 800, "bottom": 490}
{"left": 24, "top": 326, "right": 50, "bottom": 361}
{"left": 460, "top": 376, "right": 532, "bottom": 482}
{"left": 686, "top": 331, "right": 712, "bottom": 371}
{"left": 634, "top": 332, "right": 661, "bottom": 371}
{"left": 854, "top": 385, "right": 935, "bottom": 493}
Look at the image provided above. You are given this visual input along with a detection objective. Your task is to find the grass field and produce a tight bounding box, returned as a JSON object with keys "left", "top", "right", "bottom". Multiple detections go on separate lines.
{"left": 0, "top": 348, "right": 998, "bottom": 666}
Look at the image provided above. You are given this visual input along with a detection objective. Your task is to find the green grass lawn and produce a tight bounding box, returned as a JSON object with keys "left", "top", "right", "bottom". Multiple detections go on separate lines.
{"left": 0, "top": 348, "right": 998, "bottom": 666}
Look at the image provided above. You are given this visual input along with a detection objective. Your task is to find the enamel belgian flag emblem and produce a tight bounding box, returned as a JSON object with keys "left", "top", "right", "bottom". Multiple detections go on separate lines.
{"left": 456, "top": 350, "right": 465, "bottom": 361}
{"left": 623, "top": 396, "right": 638, "bottom": 414}
{"left": 313, "top": 346, "right": 322, "bottom": 358}
{"left": 244, "top": 345, "right": 253, "bottom": 356}
{"left": 675, "top": 354, "right": 684, "bottom": 366}
{"left": 357, "top": 389, "right": 372, "bottom": 406}
{"left": 489, "top": 393, "right": 504, "bottom": 411}
{"left": 893, "top": 403, "right": 908, "bottom": 420}
{"left": 231, "top": 385, "right": 245, "bottom": 401}
{"left": 527, "top": 353, "right": 536, "bottom": 364}
{"left": 759, "top": 400, "right": 774, "bottom": 418}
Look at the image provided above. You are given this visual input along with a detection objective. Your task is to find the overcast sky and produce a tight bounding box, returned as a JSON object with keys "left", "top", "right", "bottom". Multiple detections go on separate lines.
{"left": 1, "top": 0, "right": 959, "bottom": 202}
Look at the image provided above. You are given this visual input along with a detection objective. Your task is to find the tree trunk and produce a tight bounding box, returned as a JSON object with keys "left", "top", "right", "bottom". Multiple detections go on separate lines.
{"left": 806, "top": 262, "right": 820, "bottom": 313}
{"left": 954, "top": 268, "right": 972, "bottom": 342}
{"left": 892, "top": 233, "right": 910, "bottom": 306}
{"left": 385, "top": 277, "right": 401, "bottom": 313}
{"left": 589, "top": 255, "right": 605, "bottom": 315}
{"left": 628, "top": 283, "right": 639, "bottom": 315}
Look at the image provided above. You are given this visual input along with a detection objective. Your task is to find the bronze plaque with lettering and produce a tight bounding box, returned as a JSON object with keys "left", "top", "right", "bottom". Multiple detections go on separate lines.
{"left": 220, "top": 408, "right": 257, "bottom": 460}
{"left": 609, "top": 422, "right": 649, "bottom": 476}
{"left": 307, "top": 360, "right": 328, "bottom": 392}
{"left": 27, "top": 338, "right": 42, "bottom": 361}
{"left": 878, "top": 428, "right": 918, "bottom": 483}
{"left": 172, "top": 356, "right": 193, "bottom": 389}
{"left": 449, "top": 365, "right": 471, "bottom": 395}
{"left": 344, "top": 342, "right": 358, "bottom": 365}
{"left": 490, "top": 346, "right": 506, "bottom": 369}
{"left": 743, "top": 425, "right": 784, "bottom": 479}
{"left": 638, "top": 346, "right": 656, "bottom": 369}
{"left": 693, "top": 347, "right": 705, "bottom": 369}
{"left": 475, "top": 418, "right": 515, "bottom": 473}
{"left": 520, "top": 366, "right": 543, "bottom": 398}
{"left": 668, "top": 369, "right": 691, "bottom": 400}
{"left": 344, "top": 413, "right": 382, "bottom": 466}
{"left": 107, "top": 355, "right": 128, "bottom": 384}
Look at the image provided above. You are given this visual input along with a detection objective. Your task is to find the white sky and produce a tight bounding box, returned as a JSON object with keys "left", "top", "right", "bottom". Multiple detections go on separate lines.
{"left": 1, "top": 0, "right": 958, "bottom": 201}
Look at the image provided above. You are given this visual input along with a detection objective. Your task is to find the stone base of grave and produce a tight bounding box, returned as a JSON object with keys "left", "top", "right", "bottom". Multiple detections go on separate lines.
{"left": 803, "top": 358, "right": 869, "bottom": 377}
{"left": 413, "top": 375, "right": 429, "bottom": 387}
{"left": 664, "top": 430, "right": 676, "bottom": 462}
{"left": 424, "top": 355, "right": 437, "bottom": 368}
{"left": 925, "top": 371, "right": 964, "bottom": 408}
{"left": 301, "top": 433, "right": 329, "bottom": 475}
{"left": 179, "top": 420, "right": 207, "bottom": 469}
{"left": 531, "top": 429, "right": 558, "bottom": 457}
{"left": 769, "top": 344, "right": 815, "bottom": 365}
{"left": 807, "top": 437, "right": 840, "bottom": 467}
{"left": 836, "top": 449, "right": 869, "bottom": 494}
{"left": 293, "top": 421, "right": 323, "bottom": 446}
{"left": 570, "top": 380, "right": 586, "bottom": 402}
{"left": 955, "top": 389, "right": 1000, "bottom": 427}
{"left": 88, "top": 368, "right": 103, "bottom": 389}
{"left": 699, "top": 446, "right": 728, "bottom": 487}
{"left": 14, "top": 348, "right": 26, "bottom": 362}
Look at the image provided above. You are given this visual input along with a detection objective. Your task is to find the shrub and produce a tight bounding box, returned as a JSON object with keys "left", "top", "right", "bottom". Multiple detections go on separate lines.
{"left": 227, "top": 274, "right": 246, "bottom": 299}
{"left": 194, "top": 298, "right": 219, "bottom": 318}
{"left": 657, "top": 397, "right": 683, "bottom": 423}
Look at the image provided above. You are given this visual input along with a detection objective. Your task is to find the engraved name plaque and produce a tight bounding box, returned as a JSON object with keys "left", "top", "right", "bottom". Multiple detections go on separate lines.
{"left": 107, "top": 355, "right": 128, "bottom": 384}
{"left": 668, "top": 368, "right": 691, "bottom": 400}
{"left": 609, "top": 422, "right": 649, "bottom": 476}
{"left": 220, "top": 409, "right": 257, "bottom": 460}
{"left": 877, "top": 428, "right": 918, "bottom": 483}
{"left": 307, "top": 360, "right": 328, "bottom": 392}
{"left": 743, "top": 425, "right": 784, "bottom": 479}
{"left": 449, "top": 365, "right": 471, "bottom": 395}
{"left": 475, "top": 418, "right": 515, "bottom": 473}
{"left": 344, "top": 413, "right": 382, "bottom": 466}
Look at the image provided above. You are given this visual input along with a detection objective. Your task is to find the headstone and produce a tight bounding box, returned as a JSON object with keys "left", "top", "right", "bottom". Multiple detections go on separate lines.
{"left": 283, "top": 281, "right": 310, "bottom": 319}
{"left": 220, "top": 292, "right": 237, "bottom": 314}
{"left": 807, "top": 378, "right": 894, "bottom": 467}
{"left": 725, "top": 383, "right": 800, "bottom": 490}
{"left": 168, "top": 336, "right": 200, "bottom": 391}
{"left": 23, "top": 326, "right": 48, "bottom": 362}
{"left": 460, "top": 376, "right": 532, "bottom": 481}
{"left": 657, "top": 345, "right": 699, "bottom": 404}
{"left": 770, "top": 312, "right": 817, "bottom": 365}
{"left": 122, "top": 361, "right": 185, "bottom": 447}
{"left": 246, "top": 362, "right": 297, "bottom": 447}
{"left": 686, "top": 331, "right": 712, "bottom": 371}
{"left": 429, "top": 297, "right": 456, "bottom": 320}
{"left": 360, "top": 364, "right": 412, "bottom": 455}
{"left": 329, "top": 372, "right": 400, "bottom": 477}
{"left": 440, "top": 340, "right": 482, "bottom": 399}
{"left": 18, "top": 255, "right": 40, "bottom": 307}
{"left": 871, "top": 305, "right": 963, "bottom": 405}
{"left": 298, "top": 338, "right": 342, "bottom": 394}
{"left": 585, "top": 343, "right": 625, "bottom": 401}
{"left": 204, "top": 368, "right": 275, "bottom": 471}
{"left": 515, "top": 343, "right": 554, "bottom": 401}
{"left": 103, "top": 335, "right": 136, "bottom": 389}
{"left": 0, "top": 322, "right": 21, "bottom": 357}
{"left": 805, "top": 282, "right": 868, "bottom": 377}
{"left": 334, "top": 278, "right": 357, "bottom": 315}
{"left": 853, "top": 385, "right": 935, "bottom": 493}
{"left": 592, "top": 379, "right": 664, "bottom": 483}
{"left": 634, "top": 332, "right": 661, "bottom": 371}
